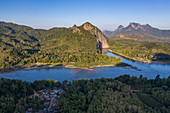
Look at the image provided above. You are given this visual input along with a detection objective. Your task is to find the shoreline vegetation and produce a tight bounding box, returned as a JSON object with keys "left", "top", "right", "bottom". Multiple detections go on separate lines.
{"left": 0, "top": 52, "right": 123, "bottom": 72}
{"left": 0, "top": 62, "right": 122, "bottom": 73}
{"left": 108, "top": 49, "right": 170, "bottom": 64}
{"left": 1, "top": 49, "right": 170, "bottom": 73}
{"left": 0, "top": 60, "right": 141, "bottom": 73}
{"left": 108, "top": 38, "right": 170, "bottom": 64}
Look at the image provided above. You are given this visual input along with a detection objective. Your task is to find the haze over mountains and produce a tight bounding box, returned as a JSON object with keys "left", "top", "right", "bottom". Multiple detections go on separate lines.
{"left": 103, "top": 22, "right": 170, "bottom": 37}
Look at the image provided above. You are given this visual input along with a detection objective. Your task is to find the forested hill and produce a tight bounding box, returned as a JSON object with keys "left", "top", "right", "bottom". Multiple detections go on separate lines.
{"left": 0, "top": 21, "right": 115, "bottom": 69}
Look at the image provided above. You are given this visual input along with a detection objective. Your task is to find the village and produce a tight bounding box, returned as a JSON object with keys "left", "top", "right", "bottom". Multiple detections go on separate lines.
{"left": 26, "top": 88, "right": 65, "bottom": 113}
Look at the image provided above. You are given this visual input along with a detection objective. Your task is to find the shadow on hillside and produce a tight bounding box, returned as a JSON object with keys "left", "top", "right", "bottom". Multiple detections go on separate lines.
{"left": 152, "top": 53, "right": 170, "bottom": 61}
{"left": 115, "top": 62, "right": 141, "bottom": 71}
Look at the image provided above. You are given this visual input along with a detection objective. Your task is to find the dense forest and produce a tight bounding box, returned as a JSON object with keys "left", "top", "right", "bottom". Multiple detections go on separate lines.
{"left": 0, "top": 75, "right": 170, "bottom": 113}
{"left": 0, "top": 78, "right": 62, "bottom": 113}
{"left": 0, "top": 22, "right": 120, "bottom": 69}
{"left": 108, "top": 37, "right": 170, "bottom": 62}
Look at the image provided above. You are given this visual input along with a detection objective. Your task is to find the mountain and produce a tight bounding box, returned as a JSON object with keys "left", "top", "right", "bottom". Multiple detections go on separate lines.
{"left": 114, "top": 25, "right": 124, "bottom": 32}
{"left": 103, "top": 22, "right": 170, "bottom": 37}
{"left": 82, "top": 22, "right": 109, "bottom": 48}
{"left": 0, "top": 21, "right": 109, "bottom": 68}
{"left": 103, "top": 30, "right": 114, "bottom": 38}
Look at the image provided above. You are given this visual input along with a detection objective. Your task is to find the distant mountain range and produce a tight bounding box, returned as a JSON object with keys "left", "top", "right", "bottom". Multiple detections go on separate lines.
{"left": 103, "top": 22, "right": 170, "bottom": 37}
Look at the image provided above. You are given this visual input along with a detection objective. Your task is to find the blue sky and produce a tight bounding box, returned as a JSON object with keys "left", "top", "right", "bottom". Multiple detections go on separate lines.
{"left": 0, "top": 0, "right": 170, "bottom": 30}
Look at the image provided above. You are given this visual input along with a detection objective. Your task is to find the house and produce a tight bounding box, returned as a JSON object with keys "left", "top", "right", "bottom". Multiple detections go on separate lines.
{"left": 26, "top": 107, "right": 33, "bottom": 113}
{"left": 52, "top": 101, "right": 57, "bottom": 106}
{"left": 38, "top": 110, "right": 45, "bottom": 113}
{"left": 43, "top": 108, "right": 47, "bottom": 111}
{"left": 40, "top": 97, "right": 44, "bottom": 101}
{"left": 28, "top": 108, "right": 33, "bottom": 111}
{"left": 50, "top": 90, "right": 56, "bottom": 95}
{"left": 25, "top": 88, "right": 65, "bottom": 113}
{"left": 38, "top": 90, "right": 43, "bottom": 93}
{"left": 59, "top": 89, "right": 65, "bottom": 94}
{"left": 44, "top": 95, "right": 49, "bottom": 98}
{"left": 46, "top": 97, "right": 51, "bottom": 101}
{"left": 53, "top": 98, "right": 58, "bottom": 102}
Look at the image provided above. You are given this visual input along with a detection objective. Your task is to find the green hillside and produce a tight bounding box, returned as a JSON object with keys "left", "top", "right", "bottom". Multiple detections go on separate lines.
{"left": 0, "top": 22, "right": 40, "bottom": 68}
{"left": 0, "top": 22, "right": 120, "bottom": 69}
{"left": 108, "top": 38, "right": 170, "bottom": 62}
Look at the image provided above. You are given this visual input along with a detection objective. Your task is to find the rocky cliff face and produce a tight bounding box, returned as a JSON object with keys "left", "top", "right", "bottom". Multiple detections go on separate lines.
{"left": 82, "top": 22, "right": 109, "bottom": 48}
{"left": 71, "top": 24, "right": 81, "bottom": 33}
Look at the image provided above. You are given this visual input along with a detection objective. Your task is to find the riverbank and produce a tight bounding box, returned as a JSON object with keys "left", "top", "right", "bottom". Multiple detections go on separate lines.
{"left": 0, "top": 63, "right": 63, "bottom": 73}
{"left": 0, "top": 61, "right": 142, "bottom": 73}
{"left": 4, "top": 49, "right": 168, "bottom": 73}
{"left": 65, "top": 64, "right": 119, "bottom": 70}
{"left": 0, "top": 62, "right": 121, "bottom": 73}
{"left": 108, "top": 49, "right": 170, "bottom": 64}
{"left": 1, "top": 50, "right": 150, "bottom": 73}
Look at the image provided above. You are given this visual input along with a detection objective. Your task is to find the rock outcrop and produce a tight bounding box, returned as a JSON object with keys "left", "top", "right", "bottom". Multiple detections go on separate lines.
{"left": 71, "top": 24, "right": 81, "bottom": 33}
{"left": 82, "top": 22, "right": 109, "bottom": 49}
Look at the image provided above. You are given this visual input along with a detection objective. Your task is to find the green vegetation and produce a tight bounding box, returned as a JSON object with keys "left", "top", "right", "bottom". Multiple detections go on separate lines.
{"left": 136, "top": 92, "right": 163, "bottom": 108}
{"left": 36, "top": 52, "right": 121, "bottom": 68}
{"left": 0, "top": 22, "right": 121, "bottom": 69}
{"left": 114, "top": 33, "right": 170, "bottom": 45}
{"left": 59, "top": 75, "right": 170, "bottom": 113}
{"left": 0, "top": 78, "right": 62, "bottom": 113}
{"left": 108, "top": 38, "right": 170, "bottom": 62}
{"left": 1, "top": 75, "right": 170, "bottom": 113}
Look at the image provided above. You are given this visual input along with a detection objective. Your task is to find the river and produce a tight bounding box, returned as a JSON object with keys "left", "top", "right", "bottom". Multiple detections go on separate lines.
{"left": 0, "top": 52, "right": 170, "bottom": 82}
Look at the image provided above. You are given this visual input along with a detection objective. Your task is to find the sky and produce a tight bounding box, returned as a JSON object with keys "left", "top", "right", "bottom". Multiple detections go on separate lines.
{"left": 0, "top": 0, "right": 170, "bottom": 30}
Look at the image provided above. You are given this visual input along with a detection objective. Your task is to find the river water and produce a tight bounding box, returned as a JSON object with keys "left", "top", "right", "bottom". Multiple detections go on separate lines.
{"left": 0, "top": 52, "right": 170, "bottom": 82}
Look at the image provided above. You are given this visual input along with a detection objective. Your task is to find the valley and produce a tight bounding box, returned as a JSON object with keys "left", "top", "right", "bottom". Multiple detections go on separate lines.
{"left": 1, "top": 21, "right": 170, "bottom": 71}
{"left": 1, "top": 0, "right": 170, "bottom": 113}
{"left": 0, "top": 21, "right": 170, "bottom": 113}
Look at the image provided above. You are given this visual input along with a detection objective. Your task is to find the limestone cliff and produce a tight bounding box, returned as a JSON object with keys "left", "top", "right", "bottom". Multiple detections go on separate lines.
{"left": 82, "top": 22, "right": 109, "bottom": 49}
